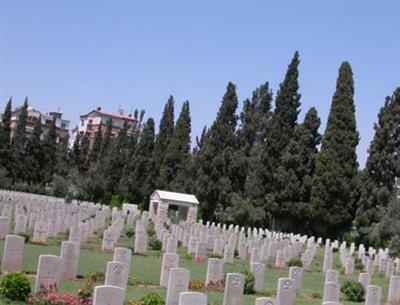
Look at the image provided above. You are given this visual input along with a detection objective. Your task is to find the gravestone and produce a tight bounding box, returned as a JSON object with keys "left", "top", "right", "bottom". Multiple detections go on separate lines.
{"left": 195, "top": 242, "right": 207, "bottom": 261}
{"left": 255, "top": 297, "right": 280, "bottom": 305}
{"left": 14, "top": 214, "right": 27, "bottom": 234}
{"left": 0, "top": 216, "right": 10, "bottom": 239}
{"left": 325, "top": 270, "right": 339, "bottom": 283}
{"left": 178, "top": 292, "right": 207, "bottom": 305}
{"left": 160, "top": 253, "right": 179, "bottom": 287}
{"left": 69, "top": 225, "right": 81, "bottom": 243}
{"left": 275, "top": 250, "right": 286, "bottom": 268}
{"left": 323, "top": 281, "right": 340, "bottom": 303}
{"left": 105, "top": 261, "right": 129, "bottom": 289}
{"left": 113, "top": 247, "right": 132, "bottom": 268}
{"left": 365, "top": 285, "right": 382, "bottom": 305}
{"left": 60, "top": 241, "right": 80, "bottom": 279}
{"left": 206, "top": 258, "right": 224, "bottom": 286}
{"left": 223, "top": 273, "right": 245, "bottom": 305}
{"left": 102, "top": 230, "right": 115, "bottom": 252}
{"left": 134, "top": 232, "right": 147, "bottom": 254}
{"left": 289, "top": 266, "right": 303, "bottom": 294}
{"left": 166, "top": 268, "right": 190, "bottom": 305}
{"left": 33, "top": 221, "right": 47, "bottom": 243}
{"left": 277, "top": 278, "right": 295, "bottom": 305}
{"left": 1, "top": 235, "right": 24, "bottom": 272}
{"left": 92, "top": 285, "right": 125, "bottom": 305}
{"left": 251, "top": 262, "right": 266, "bottom": 292}
{"left": 387, "top": 275, "right": 400, "bottom": 303}
{"left": 358, "top": 273, "right": 371, "bottom": 289}
{"left": 34, "top": 255, "right": 64, "bottom": 293}
{"left": 223, "top": 244, "right": 234, "bottom": 264}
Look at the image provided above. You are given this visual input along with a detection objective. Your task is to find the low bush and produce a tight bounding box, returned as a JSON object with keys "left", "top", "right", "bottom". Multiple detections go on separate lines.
{"left": 141, "top": 292, "right": 164, "bottom": 305}
{"left": 287, "top": 257, "right": 303, "bottom": 267}
{"left": 311, "top": 291, "right": 322, "bottom": 299}
{"left": 147, "top": 224, "right": 156, "bottom": 237}
{"left": 354, "top": 258, "right": 364, "bottom": 271}
{"left": 0, "top": 272, "right": 31, "bottom": 301}
{"left": 84, "top": 272, "right": 105, "bottom": 284}
{"left": 125, "top": 228, "right": 135, "bottom": 238}
{"left": 341, "top": 280, "right": 365, "bottom": 302}
{"left": 189, "top": 280, "right": 205, "bottom": 291}
{"left": 17, "top": 232, "right": 32, "bottom": 243}
{"left": 243, "top": 270, "right": 255, "bottom": 294}
{"left": 149, "top": 236, "right": 162, "bottom": 251}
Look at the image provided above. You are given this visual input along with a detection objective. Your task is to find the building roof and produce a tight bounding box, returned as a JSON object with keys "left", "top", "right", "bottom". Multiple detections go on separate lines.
{"left": 150, "top": 190, "right": 199, "bottom": 207}
{"left": 81, "top": 108, "right": 137, "bottom": 122}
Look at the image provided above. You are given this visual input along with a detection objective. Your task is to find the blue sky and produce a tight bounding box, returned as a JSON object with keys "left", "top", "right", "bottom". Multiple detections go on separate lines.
{"left": 1, "top": 0, "right": 399, "bottom": 167}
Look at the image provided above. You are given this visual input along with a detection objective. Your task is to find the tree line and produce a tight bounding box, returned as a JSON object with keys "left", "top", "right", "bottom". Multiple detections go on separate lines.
{"left": 0, "top": 52, "right": 399, "bottom": 248}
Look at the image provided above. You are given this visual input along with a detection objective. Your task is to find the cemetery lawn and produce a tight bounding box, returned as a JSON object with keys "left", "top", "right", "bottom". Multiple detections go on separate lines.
{"left": 0, "top": 231, "right": 391, "bottom": 305}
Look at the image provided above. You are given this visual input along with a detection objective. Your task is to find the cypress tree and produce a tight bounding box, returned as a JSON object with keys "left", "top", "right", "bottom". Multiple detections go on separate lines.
{"left": 159, "top": 101, "right": 191, "bottom": 192}
{"left": 120, "top": 118, "right": 155, "bottom": 205}
{"left": 246, "top": 52, "right": 301, "bottom": 224}
{"left": 0, "top": 98, "right": 12, "bottom": 174}
{"left": 25, "top": 115, "right": 44, "bottom": 183}
{"left": 89, "top": 122, "right": 102, "bottom": 163}
{"left": 11, "top": 98, "right": 29, "bottom": 182}
{"left": 100, "top": 118, "right": 113, "bottom": 160}
{"left": 103, "top": 120, "right": 130, "bottom": 197}
{"left": 355, "top": 88, "right": 400, "bottom": 242}
{"left": 195, "top": 82, "right": 239, "bottom": 221}
{"left": 80, "top": 132, "right": 90, "bottom": 172}
{"left": 273, "top": 107, "right": 321, "bottom": 232}
{"left": 310, "top": 62, "right": 360, "bottom": 237}
{"left": 154, "top": 96, "right": 175, "bottom": 188}
{"left": 237, "top": 82, "right": 273, "bottom": 195}
{"left": 42, "top": 117, "right": 58, "bottom": 183}
{"left": 70, "top": 133, "right": 82, "bottom": 169}
{"left": 56, "top": 134, "right": 70, "bottom": 177}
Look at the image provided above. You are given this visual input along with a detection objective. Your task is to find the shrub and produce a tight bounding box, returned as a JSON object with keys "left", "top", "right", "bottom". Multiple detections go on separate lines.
{"left": 262, "top": 288, "right": 276, "bottom": 297}
{"left": 147, "top": 225, "right": 156, "bottom": 237}
{"left": 128, "top": 275, "right": 139, "bottom": 286}
{"left": 149, "top": 236, "right": 162, "bottom": 251}
{"left": 287, "top": 257, "right": 303, "bottom": 267}
{"left": 311, "top": 291, "right": 322, "bottom": 299}
{"left": 17, "top": 232, "right": 32, "bottom": 243}
{"left": 243, "top": 270, "right": 255, "bottom": 294}
{"left": 0, "top": 272, "right": 31, "bottom": 301}
{"left": 28, "top": 288, "right": 92, "bottom": 305}
{"left": 140, "top": 292, "right": 164, "bottom": 305}
{"left": 189, "top": 280, "right": 204, "bottom": 291}
{"left": 84, "top": 272, "right": 105, "bottom": 284}
{"left": 354, "top": 258, "right": 364, "bottom": 271}
{"left": 341, "top": 280, "right": 365, "bottom": 302}
{"left": 125, "top": 228, "right": 135, "bottom": 238}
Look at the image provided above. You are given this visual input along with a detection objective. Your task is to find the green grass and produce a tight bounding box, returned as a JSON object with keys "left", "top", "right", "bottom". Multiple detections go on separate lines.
{"left": 0, "top": 230, "right": 391, "bottom": 305}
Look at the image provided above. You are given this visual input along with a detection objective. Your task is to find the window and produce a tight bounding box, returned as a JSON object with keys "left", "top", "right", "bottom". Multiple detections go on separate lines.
{"left": 61, "top": 123, "right": 66, "bottom": 129}
{"left": 81, "top": 120, "right": 84, "bottom": 126}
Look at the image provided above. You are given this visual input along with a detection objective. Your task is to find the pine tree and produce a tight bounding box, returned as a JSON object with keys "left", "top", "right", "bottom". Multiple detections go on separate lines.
{"left": 355, "top": 88, "right": 400, "bottom": 242}
{"left": 0, "top": 98, "right": 12, "bottom": 175}
{"left": 195, "top": 82, "right": 239, "bottom": 221}
{"left": 120, "top": 118, "right": 155, "bottom": 205}
{"left": 42, "top": 116, "right": 58, "bottom": 183}
{"left": 246, "top": 52, "right": 301, "bottom": 224}
{"left": 11, "top": 98, "right": 29, "bottom": 182}
{"left": 89, "top": 122, "right": 102, "bottom": 163}
{"left": 310, "top": 62, "right": 360, "bottom": 237}
{"left": 25, "top": 115, "right": 44, "bottom": 183}
{"left": 273, "top": 107, "right": 321, "bottom": 232}
{"left": 154, "top": 96, "right": 175, "bottom": 189}
{"left": 159, "top": 101, "right": 191, "bottom": 192}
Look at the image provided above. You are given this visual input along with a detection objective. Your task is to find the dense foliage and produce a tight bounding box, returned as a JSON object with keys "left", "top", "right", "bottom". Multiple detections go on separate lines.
{"left": 0, "top": 55, "right": 399, "bottom": 244}
{"left": 0, "top": 272, "right": 31, "bottom": 301}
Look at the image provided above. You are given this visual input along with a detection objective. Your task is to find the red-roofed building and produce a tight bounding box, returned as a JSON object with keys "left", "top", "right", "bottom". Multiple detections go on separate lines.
{"left": 71, "top": 107, "right": 137, "bottom": 148}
